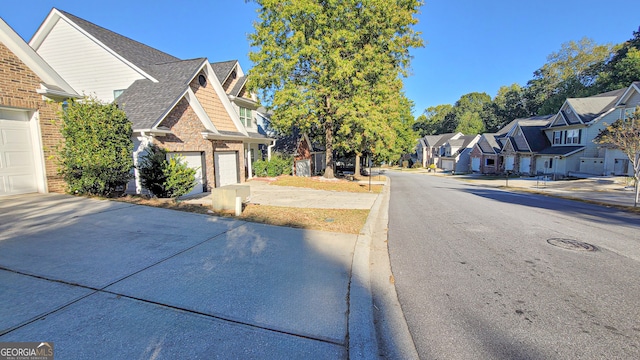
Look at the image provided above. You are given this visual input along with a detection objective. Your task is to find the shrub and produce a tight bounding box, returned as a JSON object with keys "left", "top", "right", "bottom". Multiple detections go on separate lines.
{"left": 412, "top": 161, "right": 422, "bottom": 169}
{"left": 59, "top": 96, "right": 133, "bottom": 197}
{"left": 252, "top": 154, "right": 293, "bottom": 177}
{"left": 402, "top": 160, "right": 409, "bottom": 168}
{"left": 138, "top": 144, "right": 197, "bottom": 198}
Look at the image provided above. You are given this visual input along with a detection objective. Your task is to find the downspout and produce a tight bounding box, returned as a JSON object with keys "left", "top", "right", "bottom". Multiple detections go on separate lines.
{"left": 247, "top": 145, "right": 253, "bottom": 180}
{"left": 268, "top": 139, "right": 277, "bottom": 161}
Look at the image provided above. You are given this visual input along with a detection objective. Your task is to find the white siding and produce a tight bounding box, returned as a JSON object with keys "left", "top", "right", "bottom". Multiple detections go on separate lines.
{"left": 35, "top": 19, "right": 145, "bottom": 102}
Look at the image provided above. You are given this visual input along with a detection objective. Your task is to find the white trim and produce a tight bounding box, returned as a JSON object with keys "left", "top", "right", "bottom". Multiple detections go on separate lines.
{"left": 185, "top": 88, "right": 218, "bottom": 133}
{"left": 29, "top": 111, "right": 48, "bottom": 193}
{"left": 0, "top": 17, "right": 77, "bottom": 96}
{"left": 30, "top": 9, "right": 159, "bottom": 83}
{"left": 615, "top": 82, "right": 640, "bottom": 107}
{"left": 203, "top": 62, "right": 248, "bottom": 135}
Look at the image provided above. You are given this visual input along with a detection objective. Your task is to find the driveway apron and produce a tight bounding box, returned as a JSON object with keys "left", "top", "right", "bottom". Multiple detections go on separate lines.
{"left": 0, "top": 194, "right": 354, "bottom": 358}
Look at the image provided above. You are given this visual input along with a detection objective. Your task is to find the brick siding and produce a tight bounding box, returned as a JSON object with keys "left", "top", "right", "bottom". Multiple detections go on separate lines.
{"left": 0, "top": 42, "right": 66, "bottom": 192}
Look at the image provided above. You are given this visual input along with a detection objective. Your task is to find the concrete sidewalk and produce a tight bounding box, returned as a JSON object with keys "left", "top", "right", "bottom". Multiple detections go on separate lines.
{"left": 0, "top": 193, "right": 367, "bottom": 358}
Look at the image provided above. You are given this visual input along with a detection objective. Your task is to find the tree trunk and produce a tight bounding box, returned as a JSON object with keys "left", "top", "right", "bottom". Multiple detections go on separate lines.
{"left": 324, "top": 124, "right": 334, "bottom": 178}
{"left": 323, "top": 96, "right": 335, "bottom": 179}
{"left": 355, "top": 153, "right": 361, "bottom": 178}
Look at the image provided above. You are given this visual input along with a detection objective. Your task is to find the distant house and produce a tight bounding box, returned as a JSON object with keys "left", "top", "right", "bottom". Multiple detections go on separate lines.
{"left": 0, "top": 17, "right": 78, "bottom": 197}
{"left": 416, "top": 132, "right": 462, "bottom": 168}
{"left": 29, "top": 8, "right": 273, "bottom": 195}
{"left": 497, "top": 116, "right": 552, "bottom": 175}
{"left": 439, "top": 135, "right": 480, "bottom": 173}
{"left": 535, "top": 88, "right": 627, "bottom": 177}
{"left": 469, "top": 133, "right": 505, "bottom": 174}
{"left": 593, "top": 82, "right": 640, "bottom": 176}
{"left": 272, "top": 129, "right": 325, "bottom": 177}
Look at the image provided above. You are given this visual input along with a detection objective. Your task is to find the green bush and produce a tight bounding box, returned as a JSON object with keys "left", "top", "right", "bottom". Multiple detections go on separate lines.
{"left": 252, "top": 154, "right": 292, "bottom": 177}
{"left": 138, "top": 144, "right": 197, "bottom": 198}
{"left": 59, "top": 96, "right": 133, "bottom": 197}
{"left": 412, "top": 161, "right": 422, "bottom": 169}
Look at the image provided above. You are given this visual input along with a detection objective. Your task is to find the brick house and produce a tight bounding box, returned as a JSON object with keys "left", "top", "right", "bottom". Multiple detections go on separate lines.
{"left": 0, "top": 17, "right": 78, "bottom": 196}
{"left": 29, "top": 9, "right": 272, "bottom": 195}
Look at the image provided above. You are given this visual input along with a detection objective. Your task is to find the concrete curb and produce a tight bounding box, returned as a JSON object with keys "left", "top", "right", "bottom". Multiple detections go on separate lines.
{"left": 369, "top": 177, "right": 419, "bottom": 359}
{"left": 348, "top": 180, "right": 383, "bottom": 359}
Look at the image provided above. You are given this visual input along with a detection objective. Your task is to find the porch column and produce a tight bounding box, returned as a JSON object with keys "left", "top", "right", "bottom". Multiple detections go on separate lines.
{"left": 247, "top": 144, "right": 253, "bottom": 179}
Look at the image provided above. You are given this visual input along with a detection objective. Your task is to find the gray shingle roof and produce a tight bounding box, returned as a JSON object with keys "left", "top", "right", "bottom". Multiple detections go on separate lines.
{"left": 116, "top": 58, "right": 206, "bottom": 129}
{"left": 537, "top": 146, "right": 584, "bottom": 156}
{"left": 478, "top": 134, "right": 501, "bottom": 154}
{"left": 58, "top": 10, "right": 179, "bottom": 76}
{"left": 211, "top": 60, "right": 237, "bottom": 83}
{"left": 230, "top": 76, "right": 247, "bottom": 97}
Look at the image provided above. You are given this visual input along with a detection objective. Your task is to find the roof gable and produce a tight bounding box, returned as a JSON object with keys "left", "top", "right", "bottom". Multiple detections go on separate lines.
{"left": 0, "top": 17, "right": 77, "bottom": 98}
{"left": 616, "top": 81, "right": 640, "bottom": 107}
{"left": 31, "top": 9, "right": 179, "bottom": 83}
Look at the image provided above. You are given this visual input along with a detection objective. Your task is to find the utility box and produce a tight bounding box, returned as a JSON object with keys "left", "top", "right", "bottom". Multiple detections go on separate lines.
{"left": 211, "top": 184, "right": 250, "bottom": 212}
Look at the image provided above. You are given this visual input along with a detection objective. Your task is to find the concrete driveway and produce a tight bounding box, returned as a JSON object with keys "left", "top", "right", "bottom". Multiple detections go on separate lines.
{"left": 0, "top": 193, "right": 358, "bottom": 358}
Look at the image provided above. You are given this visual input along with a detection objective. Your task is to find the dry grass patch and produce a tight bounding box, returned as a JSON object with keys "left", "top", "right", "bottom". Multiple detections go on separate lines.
{"left": 240, "top": 204, "right": 369, "bottom": 234}
{"left": 271, "top": 175, "right": 382, "bottom": 193}
{"left": 112, "top": 195, "right": 212, "bottom": 215}
{"left": 111, "top": 195, "right": 370, "bottom": 233}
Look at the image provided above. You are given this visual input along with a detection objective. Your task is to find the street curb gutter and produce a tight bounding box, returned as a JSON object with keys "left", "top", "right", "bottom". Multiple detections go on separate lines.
{"left": 369, "top": 177, "right": 419, "bottom": 359}
{"left": 348, "top": 176, "right": 419, "bottom": 359}
{"left": 348, "top": 180, "right": 383, "bottom": 359}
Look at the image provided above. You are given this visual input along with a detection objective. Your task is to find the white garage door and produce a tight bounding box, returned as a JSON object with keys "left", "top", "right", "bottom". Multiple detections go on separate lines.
{"left": 168, "top": 152, "right": 204, "bottom": 196}
{"left": 441, "top": 159, "right": 454, "bottom": 171}
{"left": 215, "top": 152, "right": 238, "bottom": 187}
{"left": 519, "top": 157, "right": 531, "bottom": 174}
{"left": 0, "top": 111, "right": 38, "bottom": 196}
{"left": 505, "top": 156, "right": 515, "bottom": 171}
{"left": 471, "top": 157, "right": 480, "bottom": 172}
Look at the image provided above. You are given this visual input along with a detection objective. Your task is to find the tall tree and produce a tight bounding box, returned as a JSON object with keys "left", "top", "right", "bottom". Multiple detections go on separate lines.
{"left": 596, "top": 28, "right": 640, "bottom": 92}
{"left": 596, "top": 106, "right": 640, "bottom": 206}
{"left": 526, "top": 38, "right": 614, "bottom": 114}
{"left": 492, "top": 84, "right": 531, "bottom": 131}
{"left": 248, "top": 0, "right": 422, "bottom": 178}
{"left": 451, "top": 92, "right": 493, "bottom": 134}
{"left": 413, "top": 104, "right": 453, "bottom": 136}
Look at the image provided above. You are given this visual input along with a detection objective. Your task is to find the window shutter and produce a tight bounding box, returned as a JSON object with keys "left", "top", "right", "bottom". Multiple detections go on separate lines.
{"left": 564, "top": 131, "right": 567, "bottom": 144}
{"left": 578, "top": 129, "right": 582, "bottom": 144}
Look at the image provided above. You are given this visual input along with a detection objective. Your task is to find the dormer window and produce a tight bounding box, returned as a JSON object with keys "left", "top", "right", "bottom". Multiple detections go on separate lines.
{"left": 198, "top": 74, "right": 207, "bottom": 87}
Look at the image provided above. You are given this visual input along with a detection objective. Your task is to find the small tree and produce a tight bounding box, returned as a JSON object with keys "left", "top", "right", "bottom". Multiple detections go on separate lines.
{"left": 596, "top": 106, "right": 640, "bottom": 206}
{"left": 138, "top": 144, "right": 197, "bottom": 199}
{"left": 59, "top": 96, "right": 133, "bottom": 197}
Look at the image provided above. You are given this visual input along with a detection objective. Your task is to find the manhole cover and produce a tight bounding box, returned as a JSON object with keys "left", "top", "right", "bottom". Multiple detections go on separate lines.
{"left": 547, "top": 238, "right": 597, "bottom": 251}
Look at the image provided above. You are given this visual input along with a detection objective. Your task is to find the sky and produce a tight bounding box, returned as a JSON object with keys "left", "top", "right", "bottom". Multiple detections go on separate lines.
{"left": 2, "top": 0, "right": 638, "bottom": 116}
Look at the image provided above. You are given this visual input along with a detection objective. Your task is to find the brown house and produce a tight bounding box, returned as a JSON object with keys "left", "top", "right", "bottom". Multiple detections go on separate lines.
{"left": 29, "top": 9, "right": 272, "bottom": 195}
{"left": 0, "top": 17, "right": 78, "bottom": 196}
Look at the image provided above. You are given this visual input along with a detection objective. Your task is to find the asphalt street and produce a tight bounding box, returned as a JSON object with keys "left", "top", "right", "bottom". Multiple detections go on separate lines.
{"left": 387, "top": 172, "right": 640, "bottom": 359}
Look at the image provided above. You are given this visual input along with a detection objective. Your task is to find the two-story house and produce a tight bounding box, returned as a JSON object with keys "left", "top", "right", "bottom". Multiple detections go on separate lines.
{"left": 29, "top": 9, "right": 272, "bottom": 195}
{"left": 535, "top": 88, "right": 626, "bottom": 177}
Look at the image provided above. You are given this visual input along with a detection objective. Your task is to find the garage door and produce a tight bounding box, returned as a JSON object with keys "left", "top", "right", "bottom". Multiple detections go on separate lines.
{"left": 441, "top": 159, "right": 454, "bottom": 171}
{"left": 519, "top": 157, "right": 531, "bottom": 174}
{"left": 471, "top": 157, "right": 480, "bottom": 172}
{"left": 505, "top": 156, "right": 515, "bottom": 171}
{"left": 168, "top": 152, "right": 204, "bottom": 196}
{"left": 0, "top": 111, "right": 38, "bottom": 196}
{"left": 215, "top": 152, "right": 238, "bottom": 187}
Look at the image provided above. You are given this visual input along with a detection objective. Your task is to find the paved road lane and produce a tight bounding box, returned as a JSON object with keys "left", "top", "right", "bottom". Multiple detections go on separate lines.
{"left": 387, "top": 172, "right": 640, "bottom": 359}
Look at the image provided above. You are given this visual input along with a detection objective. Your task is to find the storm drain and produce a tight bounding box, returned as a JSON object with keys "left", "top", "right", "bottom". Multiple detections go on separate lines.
{"left": 547, "top": 238, "right": 597, "bottom": 252}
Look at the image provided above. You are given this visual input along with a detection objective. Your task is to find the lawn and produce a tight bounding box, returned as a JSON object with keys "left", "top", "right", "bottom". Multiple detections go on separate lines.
{"left": 271, "top": 175, "right": 383, "bottom": 193}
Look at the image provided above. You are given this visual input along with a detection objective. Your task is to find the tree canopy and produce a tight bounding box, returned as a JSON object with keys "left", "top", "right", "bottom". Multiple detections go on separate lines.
{"left": 413, "top": 27, "right": 640, "bottom": 137}
{"left": 247, "top": 0, "right": 423, "bottom": 177}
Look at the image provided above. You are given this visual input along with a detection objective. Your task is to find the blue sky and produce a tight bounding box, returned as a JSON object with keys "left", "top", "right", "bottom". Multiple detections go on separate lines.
{"left": 2, "top": 0, "right": 638, "bottom": 116}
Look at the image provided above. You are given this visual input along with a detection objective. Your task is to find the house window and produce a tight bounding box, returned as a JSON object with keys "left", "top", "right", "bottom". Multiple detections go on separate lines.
{"left": 113, "top": 89, "right": 125, "bottom": 99}
{"left": 486, "top": 158, "right": 495, "bottom": 166}
{"left": 240, "top": 107, "right": 252, "bottom": 127}
{"left": 567, "top": 129, "right": 580, "bottom": 144}
{"left": 553, "top": 131, "right": 562, "bottom": 145}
